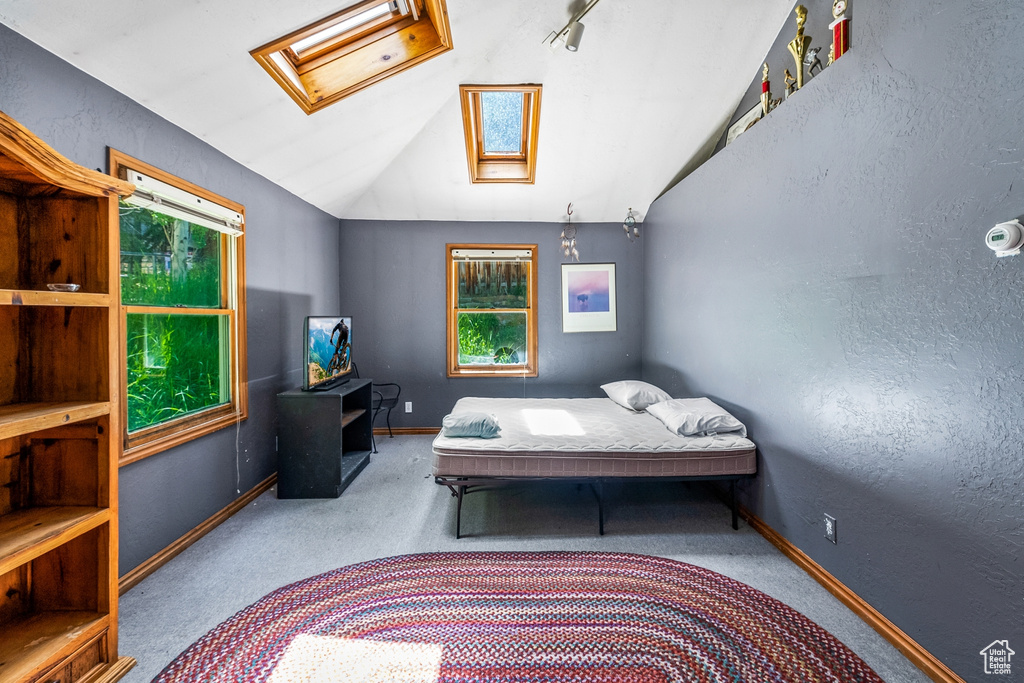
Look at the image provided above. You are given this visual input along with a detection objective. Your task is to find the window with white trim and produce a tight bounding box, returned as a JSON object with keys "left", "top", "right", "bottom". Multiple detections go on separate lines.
{"left": 251, "top": 0, "right": 454, "bottom": 114}
{"left": 446, "top": 244, "right": 538, "bottom": 377}
{"left": 111, "top": 150, "right": 248, "bottom": 463}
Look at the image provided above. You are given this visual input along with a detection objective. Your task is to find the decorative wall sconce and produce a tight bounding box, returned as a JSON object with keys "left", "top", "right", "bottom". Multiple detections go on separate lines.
{"left": 560, "top": 202, "right": 579, "bottom": 261}
{"left": 623, "top": 208, "right": 639, "bottom": 242}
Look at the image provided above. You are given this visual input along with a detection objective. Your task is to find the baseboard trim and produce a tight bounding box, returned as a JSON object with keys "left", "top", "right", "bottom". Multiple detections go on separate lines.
{"left": 373, "top": 427, "right": 440, "bottom": 435}
{"left": 740, "top": 506, "right": 965, "bottom": 683}
{"left": 119, "top": 473, "right": 277, "bottom": 595}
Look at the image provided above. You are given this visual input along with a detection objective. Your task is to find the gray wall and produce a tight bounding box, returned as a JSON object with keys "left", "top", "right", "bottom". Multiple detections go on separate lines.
{"left": 642, "top": 0, "right": 1024, "bottom": 678}
{"left": 0, "top": 25, "right": 341, "bottom": 574}
{"left": 714, "top": 0, "right": 842, "bottom": 156}
{"left": 339, "top": 220, "right": 644, "bottom": 427}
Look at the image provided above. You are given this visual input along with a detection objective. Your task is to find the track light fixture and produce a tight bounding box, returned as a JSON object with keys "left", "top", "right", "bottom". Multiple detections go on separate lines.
{"left": 565, "top": 21, "right": 585, "bottom": 51}
{"left": 545, "top": 0, "right": 601, "bottom": 53}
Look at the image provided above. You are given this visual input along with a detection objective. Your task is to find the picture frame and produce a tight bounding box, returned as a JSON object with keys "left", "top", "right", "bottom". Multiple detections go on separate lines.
{"left": 726, "top": 102, "right": 762, "bottom": 146}
{"left": 561, "top": 263, "right": 616, "bottom": 333}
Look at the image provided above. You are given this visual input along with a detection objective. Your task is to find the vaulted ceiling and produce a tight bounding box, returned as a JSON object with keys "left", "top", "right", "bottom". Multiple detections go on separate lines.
{"left": 0, "top": 0, "right": 792, "bottom": 222}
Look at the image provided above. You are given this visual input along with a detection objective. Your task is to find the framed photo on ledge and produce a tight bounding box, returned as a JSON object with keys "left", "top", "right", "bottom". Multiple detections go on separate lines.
{"left": 561, "top": 262, "right": 616, "bottom": 333}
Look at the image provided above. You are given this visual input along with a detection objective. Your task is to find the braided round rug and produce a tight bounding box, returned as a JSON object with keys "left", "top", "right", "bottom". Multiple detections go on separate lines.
{"left": 154, "top": 551, "right": 882, "bottom": 682}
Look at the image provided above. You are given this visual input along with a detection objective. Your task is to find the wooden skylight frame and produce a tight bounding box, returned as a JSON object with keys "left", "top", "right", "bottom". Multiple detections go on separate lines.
{"left": 251, "top": 0, "right": 453, "bottom": 115}
{"left": 460, "top": 85, "right": 543, "bottom": 184}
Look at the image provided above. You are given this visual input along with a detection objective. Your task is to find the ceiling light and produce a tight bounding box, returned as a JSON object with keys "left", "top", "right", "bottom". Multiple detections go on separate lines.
{"left": 565, "top": 21, "right": 584, "bottom": 51}
{"left": 544, "top": 0, "right": 601, "bottom": 53}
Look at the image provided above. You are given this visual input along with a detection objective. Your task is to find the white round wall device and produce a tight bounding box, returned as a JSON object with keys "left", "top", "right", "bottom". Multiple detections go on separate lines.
{"left": 986, "top": 220, "right": 1024, "bottom": 254}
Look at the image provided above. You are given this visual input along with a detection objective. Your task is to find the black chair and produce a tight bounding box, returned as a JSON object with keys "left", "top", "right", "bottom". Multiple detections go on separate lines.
{"left": 353, "top": 364, "right": 401, "bottom": 453}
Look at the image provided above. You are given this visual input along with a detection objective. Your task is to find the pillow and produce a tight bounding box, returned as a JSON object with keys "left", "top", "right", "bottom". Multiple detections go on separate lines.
{"left": 600, "top": 380, "right": 673, "bottom": 411}
{"left": 441, "top": 412, "right": 501, "bottom": 438}
{"left": 646, "top": 398, "right": 747, "bottom": 437}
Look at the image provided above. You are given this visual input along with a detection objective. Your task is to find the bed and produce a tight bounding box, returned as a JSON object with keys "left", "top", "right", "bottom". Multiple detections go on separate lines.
{"left": 432, "top": 396, "right": 756, "bottom": 538}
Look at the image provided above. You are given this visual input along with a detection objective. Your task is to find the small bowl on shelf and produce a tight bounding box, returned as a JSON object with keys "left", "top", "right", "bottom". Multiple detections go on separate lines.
{"left": 46, "top": 283, "right": 81, "bottom": 292}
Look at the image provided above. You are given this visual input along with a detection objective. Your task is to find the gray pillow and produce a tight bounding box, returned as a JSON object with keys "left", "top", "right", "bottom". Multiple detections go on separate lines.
{"left": 600, "top": 380, "right": 672, "bottom": 411}
{"left": 441, "top": 411, "right": 501, "bottom": 438}
{"left": 647, "top": 398, "right": 747, "bottom": 437}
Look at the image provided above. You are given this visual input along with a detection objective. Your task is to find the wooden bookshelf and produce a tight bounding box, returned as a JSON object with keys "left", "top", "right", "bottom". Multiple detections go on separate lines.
{"left": 0, "top": 289, "right": 111, "bottom": 307}
{"left": 0, "top": 109, "right": 135, "bottom": 682}
{"left": 0, "top": 612, "right": 109, "bottom": 683}
{"left": 0, "top": 401, "right": 111, "bottom": 440}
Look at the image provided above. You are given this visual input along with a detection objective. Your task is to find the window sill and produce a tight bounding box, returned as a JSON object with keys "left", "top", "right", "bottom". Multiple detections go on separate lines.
{"left": 448, "top": 367, "right": 538, "bottom": 378}
{"left": 120, "top": 405, "right": 248, "bottom": 467}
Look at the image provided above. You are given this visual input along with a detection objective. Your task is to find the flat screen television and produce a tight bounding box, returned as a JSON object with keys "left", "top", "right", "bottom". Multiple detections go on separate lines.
{"left": 303, "top": 316, "right": 353, "bottom": 391}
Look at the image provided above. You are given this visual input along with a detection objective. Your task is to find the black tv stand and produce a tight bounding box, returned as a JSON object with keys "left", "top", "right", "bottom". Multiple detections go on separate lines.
{"left": 277, "top": 379, "right": 372, "bottom": 498}
{"left": 306, "top": 376, "right": 350, "bottom": 392}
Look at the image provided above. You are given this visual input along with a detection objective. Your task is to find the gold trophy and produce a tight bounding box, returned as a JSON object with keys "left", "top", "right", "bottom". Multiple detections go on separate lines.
{"left": 787, "top": 5, "right": 812, "bottom": 89}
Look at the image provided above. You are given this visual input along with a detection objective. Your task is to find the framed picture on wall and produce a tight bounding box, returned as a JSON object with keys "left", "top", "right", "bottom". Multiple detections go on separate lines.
{"left": 726, "top": 103, "right": 762, "bottom": 146}
{"left": 561, "top": 263, "right": 616, "bottom": 333}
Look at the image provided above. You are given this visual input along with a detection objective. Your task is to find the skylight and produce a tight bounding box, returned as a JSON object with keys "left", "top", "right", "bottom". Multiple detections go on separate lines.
{"left": 460, "top": 85, "right": 542, "bottom": 184}
{"left": 251, "top": 0, "right": 453, "bottom": 115}
{"left": 480, "top": 91, "right": 524, "bottom": 155}
{"left": 290, "top": 2, "right": 397, "bottom": 55}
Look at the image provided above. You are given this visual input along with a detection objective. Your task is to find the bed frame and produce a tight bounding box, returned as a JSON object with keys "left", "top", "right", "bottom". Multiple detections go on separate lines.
{"left": 433, "top": 396, "right": 756, "bottom": 539}
{"left": 435, "top": 473, "right": 754, "bottom": 539}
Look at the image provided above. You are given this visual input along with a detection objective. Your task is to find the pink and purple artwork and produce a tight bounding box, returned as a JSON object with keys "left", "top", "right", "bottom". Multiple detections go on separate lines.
{"left": 567, "top": 270, "right": 610, "bottom": 313}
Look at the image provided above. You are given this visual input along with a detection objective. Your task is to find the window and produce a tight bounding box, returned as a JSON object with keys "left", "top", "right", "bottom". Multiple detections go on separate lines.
{"left": 447, "top": 244, "right": 537, "bottom": 377}
{"left": 110, "top": 150, "right": 248, "bottom": 464}
{"left": 251, "top": 0, "right": 454, "bottom": 114}
{"left": 459, "top": 85, "right": 542, "bottom": 183}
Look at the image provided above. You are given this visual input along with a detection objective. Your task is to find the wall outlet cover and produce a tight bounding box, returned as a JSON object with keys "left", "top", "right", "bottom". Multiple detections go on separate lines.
{"left": 824, "top": 513, "right": 837, "bottom": 544}
{"left": 405, "top": 401, "right": 413, "bottom": 413}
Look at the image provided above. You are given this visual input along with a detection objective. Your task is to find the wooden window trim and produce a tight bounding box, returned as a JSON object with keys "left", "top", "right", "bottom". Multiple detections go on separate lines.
{"left": 446, "top": 243, "right": 538, "bottom": 378}
{"left": 284, "top": 4, "right": 407, "bottom": 66}
{"left": 460, "top": 85, "right": 542, "bottom": 183}
{"left": 472, "top": 93, "right": 531, "bottom": 161}
{"left": 109, "top": 149, "right": 248, "bottom": 466}
{"left": 250, "top": 0, "right": 453, "bottom": 115}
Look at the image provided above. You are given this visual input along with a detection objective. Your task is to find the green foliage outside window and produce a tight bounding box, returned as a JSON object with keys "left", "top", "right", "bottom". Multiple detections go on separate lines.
{"left": 125, "top": 314, "right": 229, "bottom": 432}
{"left": 457, "top": 312, "right": 527, "bottom": 365}
{"left": 120, "top": 201, "right": 229, "bottom": 433}
{"left": 120, "top": 201, "right": 221, "bottom": 307}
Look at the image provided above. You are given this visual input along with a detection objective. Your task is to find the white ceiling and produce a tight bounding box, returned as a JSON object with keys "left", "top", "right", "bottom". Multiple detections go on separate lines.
{"left": 0, "top": 0, "right": 792, "bottom": 223}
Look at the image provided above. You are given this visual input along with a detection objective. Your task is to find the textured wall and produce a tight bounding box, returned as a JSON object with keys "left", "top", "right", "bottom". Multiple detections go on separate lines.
{"left": 643, "top": 0, "right": 1024, "bottom": 677}
{"left": 0, "top": 25, "right": 341, "bottom": 574}
{"left": 339, "top": 220, "right": 644, "bottom": 427}
{"left": 713, "top": 0, "right": 841, "bottom": 156}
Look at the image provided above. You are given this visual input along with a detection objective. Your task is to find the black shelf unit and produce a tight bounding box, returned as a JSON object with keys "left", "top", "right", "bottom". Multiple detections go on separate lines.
{"left": 276, "top": 379, "right": 373, "bottom": 498}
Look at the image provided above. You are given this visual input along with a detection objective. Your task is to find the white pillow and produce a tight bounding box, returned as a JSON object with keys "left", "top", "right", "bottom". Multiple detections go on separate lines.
{"left": 600, "top": 380, "right": 672, "bottom": 411}
{"left": 441, "top": 412, "right": 501, "bottom": 438}
{"left": 647, "top": 398, "right": 747, "bottom": 437}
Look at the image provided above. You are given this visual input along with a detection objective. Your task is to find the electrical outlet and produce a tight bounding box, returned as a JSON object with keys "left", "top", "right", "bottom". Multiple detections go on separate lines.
{"left": 405, "top": 401, "right": 413, "bottom": 413}
{"left": 275, "top": 436, "right": 278, "bottom": 452}
{"left": 824, "top": 513, "right": 837, "bottom": 544}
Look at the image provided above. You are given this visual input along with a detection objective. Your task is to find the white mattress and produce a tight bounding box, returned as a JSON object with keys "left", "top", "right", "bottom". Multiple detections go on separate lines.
{"left": 432, "top": 397, "right": 756, "bottom": 478}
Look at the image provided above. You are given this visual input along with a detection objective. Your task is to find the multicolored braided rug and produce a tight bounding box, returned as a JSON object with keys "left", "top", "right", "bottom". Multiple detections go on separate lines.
{"left": 154, "top": 551, "right": 883, "bottom": 682}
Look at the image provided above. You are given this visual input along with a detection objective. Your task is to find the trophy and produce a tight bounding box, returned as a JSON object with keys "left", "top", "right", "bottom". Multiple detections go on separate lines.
{"left": 761, "top": 63, "right": 772, "bottom": 116}
{"left": 787, "top": 5, "right": 812, "bottom": 89}
{"left": 830, "top": 0, "right": 850, "bottom": 61}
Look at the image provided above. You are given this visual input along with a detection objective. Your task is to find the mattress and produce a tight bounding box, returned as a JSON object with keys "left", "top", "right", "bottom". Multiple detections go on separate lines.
{"left": 432, "top": 397, "right": 756, "bottom": 478}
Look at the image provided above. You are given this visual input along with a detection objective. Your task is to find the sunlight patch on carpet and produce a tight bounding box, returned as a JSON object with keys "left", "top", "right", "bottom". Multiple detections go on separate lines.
{"left": 267, "top": 634, "right": 442, "bottom": 683}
